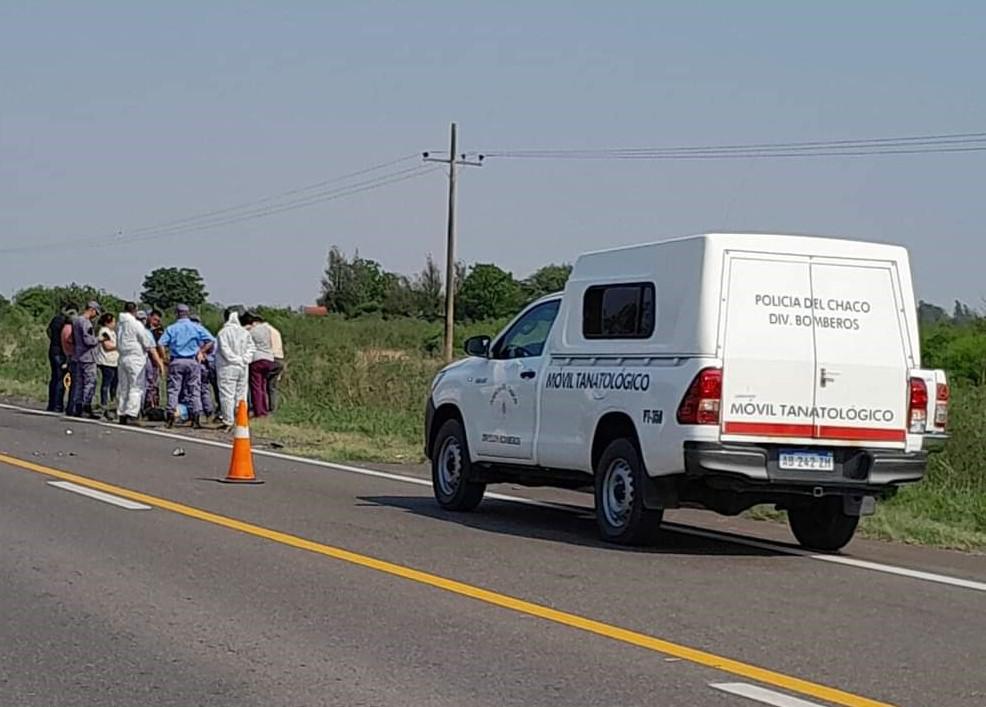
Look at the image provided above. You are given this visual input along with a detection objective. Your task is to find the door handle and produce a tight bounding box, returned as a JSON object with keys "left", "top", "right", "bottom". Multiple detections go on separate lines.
{"left": 819, "top": 368, "right": 837, "bottom": 388}
{"left": 520, "top": 370, "right": 536, "bottom": 380}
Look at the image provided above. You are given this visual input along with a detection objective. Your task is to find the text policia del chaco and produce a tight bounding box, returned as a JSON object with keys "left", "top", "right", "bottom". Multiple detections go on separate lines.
{"left": 755, "top": 294, "right": 873, "bottom": 331}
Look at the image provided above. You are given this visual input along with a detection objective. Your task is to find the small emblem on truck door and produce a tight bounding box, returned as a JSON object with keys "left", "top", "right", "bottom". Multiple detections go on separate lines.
{"left": 489, "top": 384, "right": 518, "bottom": 417}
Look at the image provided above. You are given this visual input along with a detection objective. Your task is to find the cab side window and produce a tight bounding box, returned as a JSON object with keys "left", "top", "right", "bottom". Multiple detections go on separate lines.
{"left": 492, "top": 300, "right": 561, "bottom": 360}
{"left": 583, "top": 283, "right": 655, "bottom": 339}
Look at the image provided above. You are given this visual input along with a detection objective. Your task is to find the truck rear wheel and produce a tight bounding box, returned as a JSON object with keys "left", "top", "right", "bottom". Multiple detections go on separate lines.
{"left": 787, "top": 498, "right": 859, "bottom": 552}
{"left": 594, "top": 438, "right": 663, "bottom": 545}
{"left": 432, "top": 419, "right": 486, "bottom": 512}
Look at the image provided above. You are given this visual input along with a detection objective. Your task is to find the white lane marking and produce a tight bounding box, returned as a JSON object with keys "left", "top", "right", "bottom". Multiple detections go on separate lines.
{"left": 663, "top": 522, "right": 986, "bottom": 593}
{"left": 710, "top": 683, "right": 824, "bottom": 706}
{"left": 47, "top": 480, "right": 152, "bottom": 510}
{"left": 3, "top": 402, "right": 984, "bottom": 593}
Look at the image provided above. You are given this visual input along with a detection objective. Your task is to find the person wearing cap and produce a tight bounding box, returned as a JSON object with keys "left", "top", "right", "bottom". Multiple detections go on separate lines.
{"left": 158, "top": 304, "right": 215, "bottom": 428}
{"left": 67, "top": 301, "right": 102, "bottom": 418}
{"left": 116, "top": 302, "right": 165, "bottom": 426}
{"left": 187, "top": 312, "right": 217, "bottom": 420}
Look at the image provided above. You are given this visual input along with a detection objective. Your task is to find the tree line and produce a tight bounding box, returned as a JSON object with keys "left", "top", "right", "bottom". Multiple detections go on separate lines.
{"left": 5, "top": 268, "right": 209, "bottom": 321}
{"left": 1, "top": 249, "right": 571, "bottom": 326}
{"left": 317, "top": 246, "right": 572, "bottom": 321}
{"left": 7, "top": 255, "right": 982, "bottom": 385}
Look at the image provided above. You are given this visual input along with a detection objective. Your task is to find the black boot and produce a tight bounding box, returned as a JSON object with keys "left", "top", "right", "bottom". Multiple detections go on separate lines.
{"left": 166, "top": 411, "right": 176, "bottom": 428}
{"left": 83, "top": 406, "right": 100, "bottom": 420}
{"left": 118, "top": 415, "right": 130, "bottom": 426}
{"left": 191, "top": 415, "right": 203, "bottom": 430}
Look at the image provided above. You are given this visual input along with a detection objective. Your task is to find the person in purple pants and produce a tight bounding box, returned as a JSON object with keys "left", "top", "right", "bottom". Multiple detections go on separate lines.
{"left": 157, "top": 304, "right": 215, "bottom": 428}
{"left": 244, "top": 313, "right": 276, "bottom": 417}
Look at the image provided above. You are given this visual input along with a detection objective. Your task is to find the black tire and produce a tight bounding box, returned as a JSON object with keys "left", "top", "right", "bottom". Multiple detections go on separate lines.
{"left": 787, "top": 497, "right": 859, "bottom": 552}
{"left": 594, "top": 438, "right": 663, "bottom": 545}
{"left": 432, "top": 419, "right": 486, "bottom": 512}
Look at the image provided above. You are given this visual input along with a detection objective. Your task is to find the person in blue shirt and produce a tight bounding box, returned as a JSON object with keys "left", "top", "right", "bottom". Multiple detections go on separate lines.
{"left": 158, "top": 304, "right": 215, "bottom": 428}
{"left": 187, "top": 312, "right": 218, "bottom": 420}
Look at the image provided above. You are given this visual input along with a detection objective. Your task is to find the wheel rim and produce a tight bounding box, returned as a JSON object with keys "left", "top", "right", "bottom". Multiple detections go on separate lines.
{"left": 437, "top": 436, "right": 463, "bottom": 497}
{"left": 602, "top": 458, "right": 634, "bottom": 528}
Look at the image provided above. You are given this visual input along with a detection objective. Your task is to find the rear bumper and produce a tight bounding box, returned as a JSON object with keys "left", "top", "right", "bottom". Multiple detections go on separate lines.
{"left": 684, "top": 441, "right": 927, "bottom": 488}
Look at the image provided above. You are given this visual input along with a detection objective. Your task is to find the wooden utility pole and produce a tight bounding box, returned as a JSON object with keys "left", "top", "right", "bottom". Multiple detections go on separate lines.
{"left": 424, "top": 123, "right": 483, "bottom": 362}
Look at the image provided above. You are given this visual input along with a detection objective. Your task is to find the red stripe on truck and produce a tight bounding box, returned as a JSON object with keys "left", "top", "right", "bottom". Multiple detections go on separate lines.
{"left": 817, "top": 426, "right": 906, "bottom": 442}
{"left": 724, "top": 421, "right": 906, "bottom": 442}
{"left": 724, "top": 422, "right": 814, "bottom": 437}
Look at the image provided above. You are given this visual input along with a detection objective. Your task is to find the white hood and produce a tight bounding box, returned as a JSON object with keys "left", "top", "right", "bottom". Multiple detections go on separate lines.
{"left": 217, "top": 311, "right": 256, "bottom": 368}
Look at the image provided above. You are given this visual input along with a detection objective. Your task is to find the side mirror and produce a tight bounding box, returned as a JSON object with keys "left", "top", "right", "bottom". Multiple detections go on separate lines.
{"left": 464, "top": 335, "right": 491, "bottom": 358}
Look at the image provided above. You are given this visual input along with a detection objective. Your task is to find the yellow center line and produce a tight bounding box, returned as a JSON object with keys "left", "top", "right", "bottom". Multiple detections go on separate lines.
{"left": 0, "top": 451, "right": 892, "bottom": 707}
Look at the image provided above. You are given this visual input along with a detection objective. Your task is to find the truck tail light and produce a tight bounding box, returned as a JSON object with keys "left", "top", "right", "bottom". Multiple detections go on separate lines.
{"left": 678, "top": 368, "right": 722, "bottom": 425}
{"left": 908, "top": 377, "right": 928, "bottom": 434}
{"left": 935, "top": 382, "right": 949, "bottom": 429}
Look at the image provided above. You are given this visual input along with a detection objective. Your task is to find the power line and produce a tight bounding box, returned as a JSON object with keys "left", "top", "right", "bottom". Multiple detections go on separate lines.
{"left": 109, "top": 166, "right": 444, "bottom": 247}
{"left": 125, "top": 164, "right": 437, "bottom": 241}
{"left": 0, "top": 157, "right": 437, "bottom": 255}
{"left": 485, "top": 145, "right": 986, "bottom": 160}
{"left": 477, "top": 130, "right": 986, "bottom": 159}
{"left": 127, "top": 153, "right": 420, "bottom": 236}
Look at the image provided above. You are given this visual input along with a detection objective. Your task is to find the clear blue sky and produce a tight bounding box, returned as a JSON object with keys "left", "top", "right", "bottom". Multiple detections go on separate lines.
{"left": 1, "top": 2, "right": 983, "bottom": 309}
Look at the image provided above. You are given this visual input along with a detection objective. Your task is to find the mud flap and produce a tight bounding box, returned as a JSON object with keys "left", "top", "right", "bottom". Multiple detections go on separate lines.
{"left": 843, "top": 494, "right": 877, "bottom": 517}
{"left": 641, "top": 474, "right": 678, "bottom": 510}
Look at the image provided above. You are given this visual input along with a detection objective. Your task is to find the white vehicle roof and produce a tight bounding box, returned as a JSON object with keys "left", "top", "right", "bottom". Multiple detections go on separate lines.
{"left": 553, "top": 233, "right": 918, "bottom": 358}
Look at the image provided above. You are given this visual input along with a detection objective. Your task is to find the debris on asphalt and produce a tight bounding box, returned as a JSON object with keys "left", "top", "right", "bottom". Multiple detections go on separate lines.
{"left": 65, "top": 429, "right": 73, "bottom": 436}
{"left": 172, "top": 447, "right": 186, "bottom": 457}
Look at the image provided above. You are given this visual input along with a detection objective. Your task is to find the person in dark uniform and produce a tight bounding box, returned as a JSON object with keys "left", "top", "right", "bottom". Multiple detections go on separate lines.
{"left": 158, "top": 304, "right": 215, "bottom": 428}
{"left": 45, "top": 303, "right": 76, "bottom": 413}
{"left": 67, "top": 301, "right": 101, "bottom": 418}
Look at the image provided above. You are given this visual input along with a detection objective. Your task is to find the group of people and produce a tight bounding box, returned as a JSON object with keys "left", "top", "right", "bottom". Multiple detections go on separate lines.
{"left": 46, "top": 301, "right": 285, "bottom": 431}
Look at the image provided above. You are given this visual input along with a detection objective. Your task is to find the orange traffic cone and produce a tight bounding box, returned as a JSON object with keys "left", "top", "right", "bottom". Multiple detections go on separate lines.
{"left": 219, "top": 400, "right": 263, "bottom": 484}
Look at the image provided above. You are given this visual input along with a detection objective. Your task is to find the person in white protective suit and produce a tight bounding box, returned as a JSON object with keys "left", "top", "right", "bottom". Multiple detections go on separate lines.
{"left": 116, "top": 302, "right": 165, "bottom": 426}
{"left": 216, "top": 307, "right": 256, "bottom": 430}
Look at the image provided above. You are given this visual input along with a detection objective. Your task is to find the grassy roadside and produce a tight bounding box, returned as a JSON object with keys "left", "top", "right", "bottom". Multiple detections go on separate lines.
{"left": 2, "top": 308, "right": 984, "bottom": 552}
{"left": 249, "top": 417, "right": 421, "bottom": 463}
{"left": 4, "top": 371, "right": 983, "bottom": 551}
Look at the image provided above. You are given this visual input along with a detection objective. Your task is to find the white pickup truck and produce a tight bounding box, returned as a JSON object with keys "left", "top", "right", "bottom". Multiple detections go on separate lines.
{"left": 425, "top": 234, "right": 948, "bottom": 550}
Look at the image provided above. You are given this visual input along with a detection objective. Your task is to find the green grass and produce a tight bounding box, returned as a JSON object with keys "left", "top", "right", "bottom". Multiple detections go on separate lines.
{"left": 250, "top": 418, "right": 422, "bottom": 464}
{"left": 3, "top": 306, "right": 985, "bottom": 551}
{"left": 747, "top": 499, "right": 986, "bottom": 551}
{"left": 0, "top": 309, "right": 500, "bottom": 464}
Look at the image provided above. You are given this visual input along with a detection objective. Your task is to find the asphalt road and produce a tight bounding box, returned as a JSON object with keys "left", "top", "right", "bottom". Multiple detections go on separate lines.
{"left": 1, "top": 405, "right": 984, "bottom": 706}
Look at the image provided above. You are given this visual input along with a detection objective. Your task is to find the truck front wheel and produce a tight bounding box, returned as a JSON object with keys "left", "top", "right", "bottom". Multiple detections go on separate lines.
{"left": 787, "top": 497, "right": 859, "bottom": 552}
{"left": 432, "top": 419, "right": 486, "bottom": 512}
{"left": 594, "top": 439, "right": 663, "bottom": 545}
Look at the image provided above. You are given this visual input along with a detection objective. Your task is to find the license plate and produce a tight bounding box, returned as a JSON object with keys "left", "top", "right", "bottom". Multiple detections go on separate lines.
{"left": 779, "top": 450, "right": 834, "bottom": 471}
